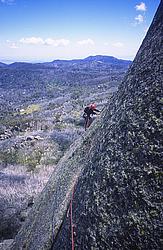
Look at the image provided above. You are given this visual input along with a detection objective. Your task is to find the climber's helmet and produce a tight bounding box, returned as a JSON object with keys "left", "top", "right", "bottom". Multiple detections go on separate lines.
{"left": 89, "top": 103, "right": 96, "bottom": 110}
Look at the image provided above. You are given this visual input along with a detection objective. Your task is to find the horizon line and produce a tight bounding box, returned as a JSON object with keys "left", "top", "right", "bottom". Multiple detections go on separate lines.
{"left": 0, "top": 54, "right": 133, "bottom": 65}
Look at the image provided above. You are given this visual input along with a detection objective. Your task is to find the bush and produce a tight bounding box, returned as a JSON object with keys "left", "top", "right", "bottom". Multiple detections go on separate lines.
{"left": 17, "top": 149, "right": 43, "bottom": 172}
{"left": 0, "top": 149, "right": 19, "bottom": 167}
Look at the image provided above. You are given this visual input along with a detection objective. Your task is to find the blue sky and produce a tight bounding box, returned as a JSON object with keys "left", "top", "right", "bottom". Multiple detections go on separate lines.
{"left": 0, "top": 0, "right": 160, "bottom": 63}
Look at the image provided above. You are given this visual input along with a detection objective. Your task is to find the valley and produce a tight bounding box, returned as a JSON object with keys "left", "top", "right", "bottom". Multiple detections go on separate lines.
{"left": 0, "top": 55, "right": 131, "bottom": 240}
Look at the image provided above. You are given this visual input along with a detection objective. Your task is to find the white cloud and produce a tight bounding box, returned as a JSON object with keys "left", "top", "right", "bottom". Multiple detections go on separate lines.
{"left": 19, "top": 37, "right": 44, "bottom": 45}
{"left": 112, "top": 42, "right": 124, "bottom": 48}
{"left": 9, "top": 43, "right": 18, "bottom": 49}
{"left": 77, "top": 38, "right": 95, "bottom": 46}
{"left": 6, "top": 40, "right": 18, "bottom": 49}
{"left": 1, "top": 0, "right": 15, "bottom": 4}
{"left": 135, "top": 2, "right": 147, "bottom": 11}
{"left": 44, "top": 38, "right": 70, "bottom": 46}
{"left": 135, "top": 14, "right": 144, "bottom": 24}
{"left": 19, "top": 37, "right": 70, "bottom": 46}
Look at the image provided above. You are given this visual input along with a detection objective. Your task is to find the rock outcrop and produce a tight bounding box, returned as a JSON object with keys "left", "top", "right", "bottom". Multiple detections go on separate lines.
{"left": 10, "top": 1, "right": 163, "bottom": 250}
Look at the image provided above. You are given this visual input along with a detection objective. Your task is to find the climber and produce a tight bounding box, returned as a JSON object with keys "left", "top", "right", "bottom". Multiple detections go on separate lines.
{"left": 83, "top": 103, "right": 100, "bottom": 130}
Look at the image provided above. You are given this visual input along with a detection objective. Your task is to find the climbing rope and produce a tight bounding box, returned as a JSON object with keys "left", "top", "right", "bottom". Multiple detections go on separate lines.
{"left": 51, "top": 180, "right": 77, "bottom": 250}
{"left": 70, "top": 188, "right": 75, "bottom": 250}
{"left": 68, "top": 183, "right": 76, "bottom": 250}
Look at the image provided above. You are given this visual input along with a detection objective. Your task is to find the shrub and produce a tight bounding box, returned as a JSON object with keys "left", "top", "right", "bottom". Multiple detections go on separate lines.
{"left": 17, "top": 149, "right": 43, "bottom": 172}
{"left": 0, "top": 149, "right": 19, "bottom": 167}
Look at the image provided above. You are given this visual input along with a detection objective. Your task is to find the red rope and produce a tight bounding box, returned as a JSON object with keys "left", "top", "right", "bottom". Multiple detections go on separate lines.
{"left": 70, "top": 184, "right": 75, "bottom": 250}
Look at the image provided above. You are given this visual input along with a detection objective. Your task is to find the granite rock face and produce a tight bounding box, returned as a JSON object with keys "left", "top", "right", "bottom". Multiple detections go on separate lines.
{"left": 10, "top": 2, "right": 163, "bottom": 250}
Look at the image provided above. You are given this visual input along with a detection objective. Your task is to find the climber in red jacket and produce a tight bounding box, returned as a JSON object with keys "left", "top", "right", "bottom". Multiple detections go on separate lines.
{"left": 83, "top": 103, "right": 100, "bottom": 130}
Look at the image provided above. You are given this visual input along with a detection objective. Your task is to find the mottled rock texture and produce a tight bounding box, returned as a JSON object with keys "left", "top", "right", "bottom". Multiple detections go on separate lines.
{"left": 10, "top": 1, "right": 163, "bottom": 250}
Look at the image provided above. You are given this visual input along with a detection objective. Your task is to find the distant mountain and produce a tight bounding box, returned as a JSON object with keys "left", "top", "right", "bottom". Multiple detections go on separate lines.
{"left": 0, "top": 55, "right": 131, "bottom": 92}
{"left": 8, "top": 62, "right": 46, "bottom": 70}
{"left": 0, "top": 62, "right": 7, "bottom": 68}
{"left": 1, "top": 56, "right": 131, "bottom": 69}
{"left": 51, "top": 55, "right": 132, "bottom": 66}
{"left": 83, "top": 55, "right": 131, "bottom": 64}
{"left": 9, "top": 62, "right": 34, "bottom": 68}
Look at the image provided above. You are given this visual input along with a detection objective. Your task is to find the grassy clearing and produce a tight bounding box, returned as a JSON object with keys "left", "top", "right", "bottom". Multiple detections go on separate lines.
{"left": 20, "top": 104, "right": 40, "bottom": 115}
{"left": 0, "top": 164, "right": 55, "bottom": 219}
{"left": 0, "top": 163, "right": 56, "bottom": 240}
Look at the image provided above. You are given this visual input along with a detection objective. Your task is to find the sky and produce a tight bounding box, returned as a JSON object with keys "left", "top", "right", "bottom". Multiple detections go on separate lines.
{"left": 0, "top": 0, "right": 160, "bottom": 63}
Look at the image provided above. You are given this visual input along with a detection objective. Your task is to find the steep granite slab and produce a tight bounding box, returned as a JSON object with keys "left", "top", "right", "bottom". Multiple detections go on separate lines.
{"left": 10, "top": 1, "right": 163, "bottom": 250}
